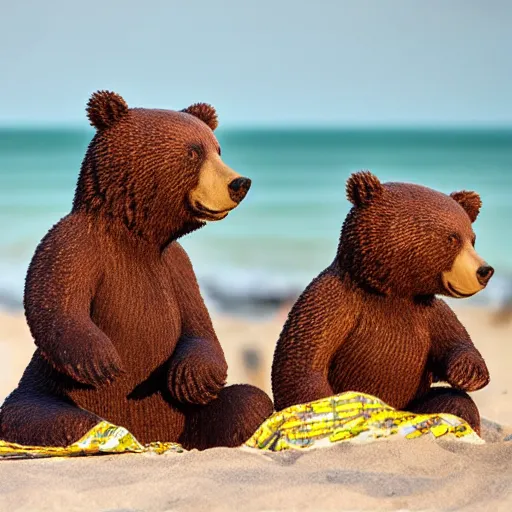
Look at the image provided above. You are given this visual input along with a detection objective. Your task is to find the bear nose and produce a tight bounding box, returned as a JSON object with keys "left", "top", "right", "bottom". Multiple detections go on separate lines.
{"left": 477, "top": 264, "right": 494, "bottom": 286}
{"left": 228, "top": 177, "right": 252, "bottom": 204}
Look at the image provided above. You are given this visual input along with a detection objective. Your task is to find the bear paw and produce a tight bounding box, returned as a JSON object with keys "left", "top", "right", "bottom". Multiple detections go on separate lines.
{"left": 43, "top": 336, "right": 125, "bottom": 387}
{"left": 168, "top": 350, "right": 227, "bottom": 405}
{"left": 445, "top": 352, "right": 490, "bottom": 392}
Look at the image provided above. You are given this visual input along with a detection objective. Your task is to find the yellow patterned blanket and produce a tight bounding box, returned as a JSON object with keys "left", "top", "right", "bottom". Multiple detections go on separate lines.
{"left": 0, "top": 391, "right": 482, "bottom": 459}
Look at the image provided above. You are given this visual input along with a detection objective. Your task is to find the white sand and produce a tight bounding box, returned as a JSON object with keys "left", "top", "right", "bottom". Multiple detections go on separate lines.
{"left": 0, "top": 306, "right": 511, "bottom": 511}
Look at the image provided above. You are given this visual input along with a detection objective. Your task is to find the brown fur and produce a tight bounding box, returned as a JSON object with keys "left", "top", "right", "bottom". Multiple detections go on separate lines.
{"left": 0, "top": 91, "right": 273, "bottom": 449}
{"left": 181, "top": 103, "right": 218, "bottom": 131}
{"left": 272, "top": 171, "right": 491, "bottom": 434}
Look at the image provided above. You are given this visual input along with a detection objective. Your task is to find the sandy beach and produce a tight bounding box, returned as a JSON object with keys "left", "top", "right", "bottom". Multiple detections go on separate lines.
{"left": 0, "top": 305, "right": 511, "bottom": 511}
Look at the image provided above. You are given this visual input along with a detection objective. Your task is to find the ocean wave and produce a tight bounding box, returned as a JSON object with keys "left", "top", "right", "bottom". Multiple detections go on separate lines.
{"left": 198, "top": 268, "right": 306, "bottom": 318}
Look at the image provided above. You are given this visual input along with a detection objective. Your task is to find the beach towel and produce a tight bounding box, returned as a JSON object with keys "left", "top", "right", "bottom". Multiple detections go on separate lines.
{"left": 0, "top": 391, "right": 482, "bottom": 459}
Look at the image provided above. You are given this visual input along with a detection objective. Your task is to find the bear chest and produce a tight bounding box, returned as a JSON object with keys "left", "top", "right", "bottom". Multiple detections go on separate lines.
{"left": 328, "top": 300, "right": 432, "bottom": 409}
{"left": 91, "top": 253, "right": 183, "bottom": 373}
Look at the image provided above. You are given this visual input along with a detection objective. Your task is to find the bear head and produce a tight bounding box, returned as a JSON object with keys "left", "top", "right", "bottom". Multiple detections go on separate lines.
{"left": 338, "top": 171, "right": 494, "bottom": 299}
{"left": 73, "top": 90, "right": 251, "bottom": 248}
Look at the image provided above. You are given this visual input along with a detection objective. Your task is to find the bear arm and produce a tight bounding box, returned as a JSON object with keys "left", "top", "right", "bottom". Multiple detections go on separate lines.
{"left": 164, "top": 243, "right": 227, "bottom": 404}
{"left": 429, "top": 299, "right": 489, "bottom": 392}
{"left": 272, "top": 271, "right": 359, "bottom": 410}
{"left": 24, "top": 217, "right": 123, "bottom": 386}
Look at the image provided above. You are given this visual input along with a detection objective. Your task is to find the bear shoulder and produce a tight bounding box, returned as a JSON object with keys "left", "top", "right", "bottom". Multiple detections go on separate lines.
{"left": 428, "top": 298, "right": 467, "bottom": 335}
{"left": 27, "top": 213, "right": 101, "bottom": 279}
{"left": 286, "top": 268, "right": 359, "bottom": 327}
{"left": 163, "top": 241, "right": 192, "bottom": 264}
{"left": 274, "top": 268, "right": 361, "bottom": 363}
{"left": 161, "top": 242, "right": 197, "bottom": 283}
{"left": 427, "top": 297, "right": 473, "bottom": 350}
{"left": 25, "top": 213, "right": 104, "bottom": 318}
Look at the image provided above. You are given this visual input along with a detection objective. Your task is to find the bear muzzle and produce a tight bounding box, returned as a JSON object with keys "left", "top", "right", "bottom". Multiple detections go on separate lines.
{"left": 188, "top": 154, "right": 251, "bottom": 221}
{"left": 442, "top": 242, "right": 494, "bottom": 298}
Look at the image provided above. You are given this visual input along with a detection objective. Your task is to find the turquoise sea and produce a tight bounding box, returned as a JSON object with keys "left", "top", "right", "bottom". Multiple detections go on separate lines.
{"left": 0, "top": 127, "right": 511, "bottom": 316}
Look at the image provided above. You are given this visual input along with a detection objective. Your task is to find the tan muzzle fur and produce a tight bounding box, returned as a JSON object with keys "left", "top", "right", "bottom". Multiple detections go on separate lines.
{"left": 188, "top": 154, "right": 241, "bottom": 221}
{"left": 442, "top": 242, "right": 487, "bottom": 298}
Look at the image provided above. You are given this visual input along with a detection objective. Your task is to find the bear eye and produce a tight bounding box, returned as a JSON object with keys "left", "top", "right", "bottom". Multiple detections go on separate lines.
{"left": 187, "top": 144, "right": 203, "bottom": 161}
{"left": 448, "top": 233, "right": 461, "bottom": 246}
{"left": 471, "top": 234, "right": 476, "bottom": 247}
{"left": 217, "top": 145, "right": 221, "bottom": 156}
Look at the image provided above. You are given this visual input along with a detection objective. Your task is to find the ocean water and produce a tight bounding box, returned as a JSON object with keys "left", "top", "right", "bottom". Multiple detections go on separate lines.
{"left": 0, "top": 127, "right": 511, "bottom": 316}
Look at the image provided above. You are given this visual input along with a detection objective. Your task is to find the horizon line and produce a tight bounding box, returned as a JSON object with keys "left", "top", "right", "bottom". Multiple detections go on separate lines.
{"left": 1, "top": 123, "right": 511, "bottom": 132}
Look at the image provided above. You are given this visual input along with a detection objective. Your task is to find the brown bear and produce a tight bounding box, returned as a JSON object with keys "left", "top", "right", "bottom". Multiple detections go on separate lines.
{"left": 271, "top": 171, "right": 493, "bottom": 434}
{"left": 0, "top": 91, "right": 274, "bottom": 449}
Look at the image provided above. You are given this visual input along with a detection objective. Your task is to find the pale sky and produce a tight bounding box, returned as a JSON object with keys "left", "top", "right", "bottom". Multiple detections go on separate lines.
{"left": 1, "top": 1, "right": 511, "bottom": 127}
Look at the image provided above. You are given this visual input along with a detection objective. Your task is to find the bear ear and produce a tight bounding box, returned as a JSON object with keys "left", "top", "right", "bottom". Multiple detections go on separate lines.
{"left": 450, "top": 190, "right": 482, "bottom": 223}
{"left": 181, "top": 103, "right": 218, "bottom": 131}
{"left": 346, "top": 171, "right": 384, "bottom": 207}
{"left": 86, "top": 90, "right": 129, "bottom": 130}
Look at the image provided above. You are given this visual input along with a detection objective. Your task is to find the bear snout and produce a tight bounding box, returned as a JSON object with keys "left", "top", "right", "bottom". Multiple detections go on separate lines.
{"left": 442, "top": 242, "right": 492, "bottom": 298}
